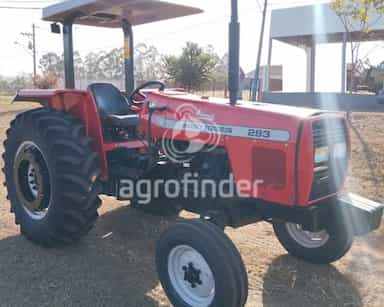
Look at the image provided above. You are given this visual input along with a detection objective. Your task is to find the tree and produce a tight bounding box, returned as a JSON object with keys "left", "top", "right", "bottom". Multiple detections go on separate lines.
{"left": 361, "top": 60, "right": 384, "bottom": 94}
{"left": 212, "top": 53, "right": 228, "bottom": 84}
{"left": 331, "top": 0, "right": 384, "bottom": 92}
{"left": 98, "top": 48, "right": 124, "bottom": 80}
{"left": 163, "top": 42, "right": 219, "bottom": 91}
{"left": 0, "top": 74, "right": 32, "bottom": 95}
{"left": 38, "top": 44, "right": 165, "bottom": 83}
{"left": 84, "top": 51, "right": 103, "bottom": 80}
{"left": 135, "top": 43, "right": 163, "bottom": 82}
{"left": 33, "top": 72, "right": 59, "bottom": 89}
{"left": 39, "top": 52, "right": 64, "bottom": 76}
{"left": 74, "top": 51, "right": 86, "bottom": 80}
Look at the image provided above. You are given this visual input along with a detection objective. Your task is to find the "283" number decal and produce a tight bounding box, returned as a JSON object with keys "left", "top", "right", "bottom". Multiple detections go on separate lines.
{"left": 247, "top": 128, "right": 271, "bottom": 139}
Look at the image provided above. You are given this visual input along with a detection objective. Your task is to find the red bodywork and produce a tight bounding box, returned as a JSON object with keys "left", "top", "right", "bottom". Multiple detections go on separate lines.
{"left": 14, "top": 89, "right": 350, "bottom": 208}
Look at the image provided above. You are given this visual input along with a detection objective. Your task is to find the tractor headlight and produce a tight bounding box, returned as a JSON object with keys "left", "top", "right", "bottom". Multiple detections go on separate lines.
{"left": 314, "top": 146, "right": 329, "bottom": 164}
{"left": 334, "top": 142, "right": 348, "bottom": 159}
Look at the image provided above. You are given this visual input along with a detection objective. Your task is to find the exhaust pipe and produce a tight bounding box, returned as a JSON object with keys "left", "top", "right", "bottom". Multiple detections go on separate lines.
{"left": 228, "top": 0, "right": 240, "bottom": 105}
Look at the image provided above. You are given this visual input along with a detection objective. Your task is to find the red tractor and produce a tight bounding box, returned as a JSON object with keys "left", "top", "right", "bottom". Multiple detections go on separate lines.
{"left": 2, "top": 1, "right": 383, "bottom": 306}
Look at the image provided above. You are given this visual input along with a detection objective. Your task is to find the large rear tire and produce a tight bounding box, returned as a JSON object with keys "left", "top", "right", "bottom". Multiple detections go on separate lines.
{"left": 2, "top": 108, "right": 102, "bottom": 247}
{"left": 156, "top": 219, "right": 248, "bottom": 307}
{"left": 273, "top": 219, "right": 354, "bottom": 264}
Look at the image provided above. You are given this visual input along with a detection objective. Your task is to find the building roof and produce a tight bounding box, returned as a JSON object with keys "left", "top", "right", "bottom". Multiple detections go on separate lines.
{"left": 43, "top": 0, "right": 203, "bottom": 27}
{"left": 270, "top": 3, "right": 384, "bottom": 46}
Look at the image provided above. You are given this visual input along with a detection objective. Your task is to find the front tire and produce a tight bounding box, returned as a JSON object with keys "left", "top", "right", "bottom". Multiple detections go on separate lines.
{"left": 273, "top": 219, "right": 354, "bottom": 264}
{"left": 2, "top": 108, "right": 102, "bottom": 247}
{"left": 156, "top": 219, "right": 248, "bottom": 307}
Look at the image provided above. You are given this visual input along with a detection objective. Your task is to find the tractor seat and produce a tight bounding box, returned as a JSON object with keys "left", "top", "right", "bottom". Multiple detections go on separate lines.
{"left": 104, "top": 114, "right": 139, "bottom": 128}
{"left": 88, "top": 83, "right": 139, "bottom": 129}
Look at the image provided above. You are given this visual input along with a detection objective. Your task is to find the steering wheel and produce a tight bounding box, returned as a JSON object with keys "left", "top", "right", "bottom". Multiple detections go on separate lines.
{"left": 129, "top": 81, "right": 166, "bottom": 104}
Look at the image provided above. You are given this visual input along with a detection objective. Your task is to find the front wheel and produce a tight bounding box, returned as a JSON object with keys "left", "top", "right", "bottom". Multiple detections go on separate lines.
{"left": 156, "top": 219, "right": 248, "bottom": 307}
{"left": 273, "top": 220, "right": 354, "bottom": 264}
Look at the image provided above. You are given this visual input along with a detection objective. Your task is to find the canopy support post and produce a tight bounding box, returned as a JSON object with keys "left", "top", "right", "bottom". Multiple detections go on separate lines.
{"left": 63, "top": 14, "right": 78, "bottom": 89}
{"left": 122, "top": 20, "right": 135, "bottom": 94}
{"left": 228, "top": 0, "right": 240, "bottom": 105}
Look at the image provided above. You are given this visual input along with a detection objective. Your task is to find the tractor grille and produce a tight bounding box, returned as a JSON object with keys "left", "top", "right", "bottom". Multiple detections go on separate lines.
{"left": 310, "top": 119, "right": 349, "bottom": 201}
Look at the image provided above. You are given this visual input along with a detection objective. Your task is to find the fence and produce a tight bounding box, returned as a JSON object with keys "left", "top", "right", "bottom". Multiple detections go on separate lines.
{"left": 261, "top": 92, "right": 384, "bottom": 112}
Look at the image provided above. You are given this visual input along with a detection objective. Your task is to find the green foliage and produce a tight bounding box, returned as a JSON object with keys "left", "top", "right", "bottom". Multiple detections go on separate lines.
{"left": 33, "top": 72, "right": 59, "bottom": 89}
{"left": 362, "top": 61, "right": 384, "bottom": 94}
{"left": 135, "top": 43, "right": 164, "bottom": 81}
{"left": 330, "top": 0, "right": 384, "bottom": 92}
{"left": 212, "top": 53, "right": 228, "bottom": 84}
{"left": 163, "top": 42, "right": 220, "bottom": 91}
{"left": 38, "top": 44, "right": 163, "bottom": 82}
{"left": 39, "top": 52, "right": 64, "bottom": 76}
{"left": 0, "top": 74, "right": 32, "bottom": 95}
{"left": 1, "top": 42, "right": 226, "bottom": 93}
{"left": 331, "top": 0, "right": 384, "bottom": 32}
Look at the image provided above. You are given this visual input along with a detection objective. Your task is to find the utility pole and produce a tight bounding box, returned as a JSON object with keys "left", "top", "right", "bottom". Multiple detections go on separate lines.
{"left": 20, "top": 23, "right": 37, "bottom": 80}
{"left": 32, "top": 23, "right": 37, "bottom": 80}
{"left": 251, "top": 0, "right": 268, "bottom": 101}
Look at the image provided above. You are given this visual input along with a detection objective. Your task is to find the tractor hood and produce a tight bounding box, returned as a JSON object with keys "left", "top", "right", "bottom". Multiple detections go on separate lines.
{"left": 147, "top": 90, "right": 336, "bottom": 145}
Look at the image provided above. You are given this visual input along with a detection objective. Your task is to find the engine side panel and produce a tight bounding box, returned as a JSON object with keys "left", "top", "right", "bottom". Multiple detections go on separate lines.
{"left": 144, "top": 91, "right": 307, "bottom": 206}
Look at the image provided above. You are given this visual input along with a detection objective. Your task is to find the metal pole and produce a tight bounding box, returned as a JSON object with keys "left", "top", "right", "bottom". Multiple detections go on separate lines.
{"left": 310, "top": 42, "right": 316, "bottom": 92}
{"left": 32, "top": 23, "right": 37, "bottom": 80}
{"left": 63, "top": 16, "right": 76, "bottom": 89}
{"left": 122, "top": 20, "right": 135, "bottom": 94}
{"left": 306, "top": 42, "right": 316, "bottom": 92}
{"left": 251, "top": 0, "right": 268, "bottom": 101}
{"left": 264, "top": 38, "right": 273, "bottom": 92}
{"left": 341, "top": 32, "right": 347, "bottom": 93}
{"left": 228, "top": 0, "right": 240, "bottom": 105}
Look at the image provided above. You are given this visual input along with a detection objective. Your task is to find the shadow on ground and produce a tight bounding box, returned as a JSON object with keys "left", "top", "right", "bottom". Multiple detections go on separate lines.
{"left": 262, "top": 255, "right": 362, "bottom": 307}
{"left": 0, "top": 206, "right": 174, "bottom": 307}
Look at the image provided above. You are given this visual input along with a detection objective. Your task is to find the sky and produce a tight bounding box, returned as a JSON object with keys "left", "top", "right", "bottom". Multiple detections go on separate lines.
{"left": 0, "top": 0, "right": 383, "bottom": 92}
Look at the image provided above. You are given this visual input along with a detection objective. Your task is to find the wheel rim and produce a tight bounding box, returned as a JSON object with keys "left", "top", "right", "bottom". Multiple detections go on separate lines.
{"left": 168, "top": 245, "right": 215, "bottom": 306}
{"left": 13, "top": 141, "right": 51, "bottom": 220}
{"left": 285, "top": 223, "right": 330, "bottom": 248}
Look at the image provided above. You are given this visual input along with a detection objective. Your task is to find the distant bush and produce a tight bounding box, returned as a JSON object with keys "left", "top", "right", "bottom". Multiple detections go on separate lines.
{"left": 0, "top": 74, "right": 33, "bottom": 95}
{"left": 33, "top": 72, "right": 59, "bottom": 89}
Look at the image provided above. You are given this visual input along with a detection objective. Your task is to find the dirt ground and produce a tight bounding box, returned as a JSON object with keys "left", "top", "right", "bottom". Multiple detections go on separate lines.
{"left": 0, "top": 97, "right": 383, "bottom": 307}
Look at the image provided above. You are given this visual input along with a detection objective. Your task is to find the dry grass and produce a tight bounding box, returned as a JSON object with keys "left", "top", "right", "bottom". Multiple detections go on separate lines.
{"left": 0, "top": 96, "right": 383, "bottom": 307}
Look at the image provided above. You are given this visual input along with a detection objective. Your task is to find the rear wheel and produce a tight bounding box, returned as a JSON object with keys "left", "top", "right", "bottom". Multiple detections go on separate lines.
{"left": 2, "top": 108, "right": 102, "bottom": 247}
{"left": 156, "top": 219, "right": 248, "bottom": 307}
{"left": 273, "top": 219, "right": 354, "bottom": 264}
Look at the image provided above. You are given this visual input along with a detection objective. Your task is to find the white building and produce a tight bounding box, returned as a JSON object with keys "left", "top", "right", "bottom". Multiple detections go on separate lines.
{"left": 265, "top": 3, "right": 384, "bottom": 93}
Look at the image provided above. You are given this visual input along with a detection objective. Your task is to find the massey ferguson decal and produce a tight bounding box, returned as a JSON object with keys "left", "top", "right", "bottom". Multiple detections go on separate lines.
{"left": 153, "top": 115, "right": 290, "bottom": 142}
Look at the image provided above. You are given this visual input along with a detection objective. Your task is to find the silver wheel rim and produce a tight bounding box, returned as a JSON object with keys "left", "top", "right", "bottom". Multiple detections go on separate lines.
{"left": 14, "top": 141, "right": 51, "bottom": 220}
{"left": 168, "top": 245, "right": 215, "bottom": 306}
{"left": 286, "top": 223, "right": 330, "bottom": 248}
{"left": 27, "top": 163, "right": 39, "bottom": 198}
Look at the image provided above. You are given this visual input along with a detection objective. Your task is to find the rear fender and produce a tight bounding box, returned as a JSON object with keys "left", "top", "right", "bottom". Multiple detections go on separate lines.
{"left": 13, "top": 89, "right": 108, "bottom": 180}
